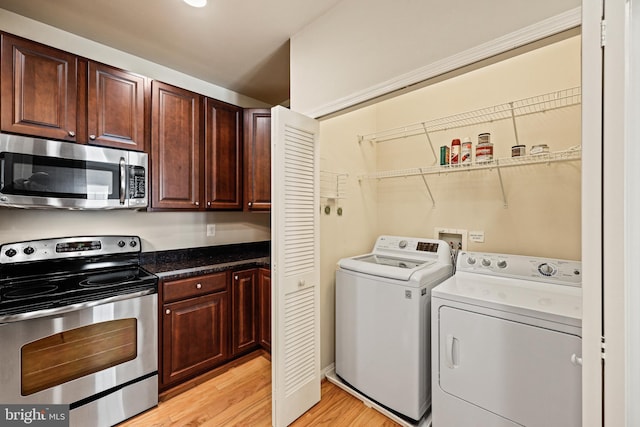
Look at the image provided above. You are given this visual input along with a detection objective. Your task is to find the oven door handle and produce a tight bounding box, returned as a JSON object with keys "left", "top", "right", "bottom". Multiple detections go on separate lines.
{"left": 0, "top": 289, "right": 156, "bottom": 324}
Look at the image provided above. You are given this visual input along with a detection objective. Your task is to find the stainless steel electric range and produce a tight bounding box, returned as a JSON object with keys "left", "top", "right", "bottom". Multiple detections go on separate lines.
{"left": 0, "top": 235, "right": 158, "bottom": 427}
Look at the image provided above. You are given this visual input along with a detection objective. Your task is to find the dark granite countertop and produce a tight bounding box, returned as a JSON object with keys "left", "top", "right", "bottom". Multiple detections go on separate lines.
{"left": 141, "top": 241, "right": 270, "bottom": 281}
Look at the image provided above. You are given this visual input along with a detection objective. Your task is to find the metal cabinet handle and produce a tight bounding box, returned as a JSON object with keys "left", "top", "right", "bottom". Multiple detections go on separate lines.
{"left": 194, "top": 201, "right": 200, "bottom": 206}
{"left": 68, "top": 131, "right": 76, "bottom": 137}
{"left": 196, "top": 283, "right": 202, "bottom": 289}
{"left": 89, "top": 134, "right": 96, "bottom": 140}
{"left": 234, "top": 275, "right": 238, "bottom": 280}
{"left": 298, "top": 279, "right": 305, "bottom": 287}
{"left": 248, "top": 201, "right": 253, "bottom": 207}
{"left": 207, "top": 201, "right": 211, "bottom": 207}
{"left": 165, "top": 309, "right": 171, "bottom": 315}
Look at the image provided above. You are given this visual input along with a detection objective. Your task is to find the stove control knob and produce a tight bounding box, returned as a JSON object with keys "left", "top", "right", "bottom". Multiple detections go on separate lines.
{"left": 481, "top": 258, "right": 491, "bottom": 267}
{"left": 4, "top": 248, "right": 17, "bottom": 258}
{"left": 23, "top": 246, "right": 35, "bottom": 255}
{"left": 466, "top": 257, "right": 476, "bottom": 265}
{"left": 398, "top": 240, "right": 408, "bottom": 249}
{"left": 117, "top": 240, "right": 126, "bottom": 248}
{"left": 497, "top": 260, "right": 507, "bottom": 269}
{"left": 129, "top": 240, "right": 137, "bottom": 248}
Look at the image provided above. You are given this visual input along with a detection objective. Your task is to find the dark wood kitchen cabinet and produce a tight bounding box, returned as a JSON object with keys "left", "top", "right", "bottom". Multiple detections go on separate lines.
{"left": 204, "top": 98, "right": 243, "bottom": 209}
{"left": 84, "top": 61, "right": 148, "bottom": 151}
{"left": 1, "top": 33, "right": 149, "bottom": 151}
{"left": 151, "top": 80, "right": 203, "bottom": 209}
{"left": 160, "top": 272, "right": 229, "bottom": 389}
{"left": 258, "top": 268, "right": 271, "bottom": 351}
{"left": 231, "top": 269, "right": 259, "bottom": 356}
{"left": 243, "top": 109, "right": 271, "bottom": 211}
{"left": 151, "top": 80, "right": 244, "bottom": 211}
{"left": 1, "top": 34, "right": 78, "bottom": 141}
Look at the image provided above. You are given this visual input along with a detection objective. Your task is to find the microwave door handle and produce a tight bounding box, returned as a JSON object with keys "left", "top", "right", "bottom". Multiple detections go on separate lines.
{"left": 119, "top": 157, "right": 126, "bottom": 205}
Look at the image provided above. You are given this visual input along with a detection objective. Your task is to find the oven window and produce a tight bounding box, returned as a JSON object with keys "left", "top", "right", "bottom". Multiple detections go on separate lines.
{"left": 1, "top": 152, "right": 118, "bottom": 200}
{"left": 21, "top": 319, "right": 137, "bottom": 396}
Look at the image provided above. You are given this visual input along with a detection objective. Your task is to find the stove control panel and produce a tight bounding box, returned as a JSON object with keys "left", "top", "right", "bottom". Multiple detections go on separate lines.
{"left": 457, "top": 251, "right": 582, "bottom": 287}
{"left": 0, "top": 236, "right": 142, "bottom": 264}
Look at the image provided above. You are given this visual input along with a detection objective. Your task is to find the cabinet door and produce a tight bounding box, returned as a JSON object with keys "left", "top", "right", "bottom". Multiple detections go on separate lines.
{"left": 0, "top": 34, "right": 77, "bottom": 141}
{"left": 204, "top": 98, "right": 242, "bottom": 209}
{"left": 87, "top": 61, "right": 147, "bottom": 151}
{"left": 243, "top": 109, "right": 271, "bottom": 211}
{"left": 231, "top": 269, "right": 258, "bottom": 355}
{"left": 151, "top": 81, "right": 202, "bottom": 209}
{"left": 258, "top": 268, "right": 271, "bottom": 352}
{"left": 162, "top": 292, "right": 228, "bottom": 387}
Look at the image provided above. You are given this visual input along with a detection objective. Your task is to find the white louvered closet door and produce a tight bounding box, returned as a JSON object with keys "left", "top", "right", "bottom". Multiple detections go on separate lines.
{"left": 270, "top": 105, "right": 320, "bottom": 427}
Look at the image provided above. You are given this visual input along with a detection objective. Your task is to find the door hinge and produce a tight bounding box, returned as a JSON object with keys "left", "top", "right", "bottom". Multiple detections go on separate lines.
{"left": 601, "top": 335, "right": 606, "bottom": 360}
{"left": 601, "top": 20, "right": 607, "bottom": 47}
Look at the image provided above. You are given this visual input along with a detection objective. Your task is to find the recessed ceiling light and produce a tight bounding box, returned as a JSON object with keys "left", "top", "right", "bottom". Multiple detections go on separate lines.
{"left": 184, "top": 0, "right": 207, "bottom": 7}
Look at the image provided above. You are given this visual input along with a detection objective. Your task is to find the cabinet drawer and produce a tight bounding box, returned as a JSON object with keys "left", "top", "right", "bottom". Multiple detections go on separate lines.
{"left": 163, "top": 272, "right": 228, "bottom": 303}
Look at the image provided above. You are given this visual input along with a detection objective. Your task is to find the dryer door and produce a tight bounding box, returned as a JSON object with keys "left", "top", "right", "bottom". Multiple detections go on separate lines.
{"left": 438, "top": 306, "right": 581, "bottom": 427}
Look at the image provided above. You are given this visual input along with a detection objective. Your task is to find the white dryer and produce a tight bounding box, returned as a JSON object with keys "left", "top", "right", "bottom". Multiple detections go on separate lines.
{"left": 335, "top": 236, "right": 453, "bottom": 422}
{"left": 431, "top": 251, "right": 582, "bottom": 427}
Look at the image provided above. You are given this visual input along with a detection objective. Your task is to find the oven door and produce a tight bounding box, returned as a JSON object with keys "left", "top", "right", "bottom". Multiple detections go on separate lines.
{"left": 0, "top": 134, "right": 147, "bottom": 209}
{"left": 0, "top": 293, "right": 157, "bottom": 426}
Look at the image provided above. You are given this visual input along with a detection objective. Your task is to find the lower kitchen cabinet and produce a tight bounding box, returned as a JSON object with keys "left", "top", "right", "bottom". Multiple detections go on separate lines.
{"left": 160, "top": 273, "right": 229, "bottom": 389}
{"left": 159, "top": 267, "right": 271, "bottom": 391}
{"left": 258, "top": 268, "right": 271, "bottom": 351}
{"left": 231, "top": 269, "right": 259, "bottom": 356}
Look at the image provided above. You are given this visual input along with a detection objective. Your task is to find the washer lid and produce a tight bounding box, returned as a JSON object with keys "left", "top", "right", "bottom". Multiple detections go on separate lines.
{"left": 432, "top": 271, "right": 582, "bottom": 327}
{"left": 338, "top": 254, "right": 437, "bottom": 281}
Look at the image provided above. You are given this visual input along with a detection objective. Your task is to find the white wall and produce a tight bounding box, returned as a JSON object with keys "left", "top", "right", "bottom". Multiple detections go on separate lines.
{"left": 291, "top": 0, "right": 580, "bottom": 118}
{"left": 0, "top": 209, "right": 270, "bottom": 252}
{"left": 0, "top": 9, "right": 272, "bottom": 252}
{"left": 318, "top": 35, "right": 580, "bottom": 369}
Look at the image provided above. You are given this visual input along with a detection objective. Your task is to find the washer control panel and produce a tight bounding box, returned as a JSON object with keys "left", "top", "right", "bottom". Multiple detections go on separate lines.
{"left": 457, "top": 251, "right": 581, "bottom": 286}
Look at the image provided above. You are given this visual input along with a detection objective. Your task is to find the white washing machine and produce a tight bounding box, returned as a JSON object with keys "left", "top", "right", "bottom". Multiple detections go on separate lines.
{"left": 335, "top": 235, "right": 453, "bottom": 422}
{"left": 431, "top": 251, "right": 582, "bottom": 427}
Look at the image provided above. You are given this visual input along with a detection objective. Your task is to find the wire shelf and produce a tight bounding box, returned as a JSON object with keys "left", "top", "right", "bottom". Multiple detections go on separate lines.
{"left": 359, "top": 147, "right": 581, "bottom": 181}
{"left": 320, "top": 171, "right": 348, "bottom": 199}
{"left": 358, "top": 87, "right": 581, "bottom": 144}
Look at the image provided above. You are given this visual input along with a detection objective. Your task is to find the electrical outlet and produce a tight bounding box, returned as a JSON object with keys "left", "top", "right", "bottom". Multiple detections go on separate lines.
{"left": 206, "top": 224, "right": 216, "bottom": 236}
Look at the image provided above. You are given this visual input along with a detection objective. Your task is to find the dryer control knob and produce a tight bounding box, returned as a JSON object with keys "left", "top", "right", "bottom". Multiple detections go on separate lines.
{"left": 497, "top": 260, "right": 507, "bottom": 269}
{"left": 481, "top": 258, "right": 491, "bottom": 267}
{"left": 398, "top": 240, "right": 408, "bottom": 249}
{"left": 538, "top": 263, "right": 556, "bottom": 276}
{"left": 466, "top": 257, "right": 476, "bottom": 265}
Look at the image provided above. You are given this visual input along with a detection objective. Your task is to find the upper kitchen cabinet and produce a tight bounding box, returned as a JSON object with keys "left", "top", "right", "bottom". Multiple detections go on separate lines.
{"left": 0, "top": 33, "right": 148, "bottom": 151}
{"left": 204, "top": 98, "right": 243, "bottom": 210}
{"left": 1, "top": 34, "right": 77, "bottom": 141}
{"left": 83, "top": 61, "right": 148, "bottom": 151}
{"left": 151, "top": 80, "right": 202, "bottom": 210}
{"left": 243, "top": 109, "right": 271, "bottom": 211}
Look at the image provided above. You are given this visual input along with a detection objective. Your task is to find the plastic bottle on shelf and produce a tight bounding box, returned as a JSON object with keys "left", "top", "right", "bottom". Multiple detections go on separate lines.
{"left": 475, "top": 133, "right": 493, "bottom": 163}
{"left": 450, "top": 139, "right": 461, "bottom": 165}
{"left": 461, "top": 137, "right": 472, "bottom": 164}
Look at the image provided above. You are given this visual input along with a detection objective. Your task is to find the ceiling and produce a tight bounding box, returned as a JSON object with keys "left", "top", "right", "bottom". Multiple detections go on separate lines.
{"left": 0, "top": 0, "right": 343, "bottom": 105}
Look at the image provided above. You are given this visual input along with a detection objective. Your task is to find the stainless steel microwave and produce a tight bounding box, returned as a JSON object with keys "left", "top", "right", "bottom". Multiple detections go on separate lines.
{"left": 0, "top": 134, "right": 148, "bottom": 209}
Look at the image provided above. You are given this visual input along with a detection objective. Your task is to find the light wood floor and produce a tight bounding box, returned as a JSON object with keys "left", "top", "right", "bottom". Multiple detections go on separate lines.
{"left": 119, "top": 352, "right": 400, "bottom": 426}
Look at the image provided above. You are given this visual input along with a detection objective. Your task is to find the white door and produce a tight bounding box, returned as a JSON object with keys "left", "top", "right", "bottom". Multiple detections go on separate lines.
{"left": 270, "top": 105, "right": 321, "bottom": 427}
